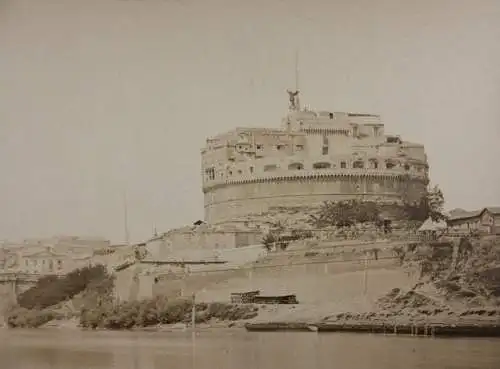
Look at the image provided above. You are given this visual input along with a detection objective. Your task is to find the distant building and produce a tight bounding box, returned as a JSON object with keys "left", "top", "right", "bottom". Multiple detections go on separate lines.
{"left": 0, "top": 236, "right": 111, "bottom": 274}
{"left": 447, "top": 207, "right": 500, "bottom": 235}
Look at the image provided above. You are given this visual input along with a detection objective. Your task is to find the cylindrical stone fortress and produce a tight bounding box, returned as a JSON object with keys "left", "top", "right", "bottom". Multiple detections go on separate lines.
{"left": 201, "top": 93, "right": 429, "bottom": 225}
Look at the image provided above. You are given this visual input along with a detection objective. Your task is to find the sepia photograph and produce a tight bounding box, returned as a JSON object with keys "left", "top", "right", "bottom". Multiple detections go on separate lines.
{"left": 1, "top": 0, "right": 499, "bottom": 368}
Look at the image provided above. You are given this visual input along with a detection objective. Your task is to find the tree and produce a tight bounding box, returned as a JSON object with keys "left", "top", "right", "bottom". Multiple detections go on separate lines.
{"left": 310, "top": 200, "right": 382, "bottom": 229}
{"left": 262, "top": 232, "right": 277, "bottom": 251}
{"left": 427, "top": 185, "right": 446, "bottom": 222}
{"left": 403, "top": 184, "right": 447, "bottom": 222}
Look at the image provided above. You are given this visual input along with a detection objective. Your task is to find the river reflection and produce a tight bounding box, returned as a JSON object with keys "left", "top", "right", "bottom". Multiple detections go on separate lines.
{"left": 1, "top": 329, "right": 499, "bottom": 369}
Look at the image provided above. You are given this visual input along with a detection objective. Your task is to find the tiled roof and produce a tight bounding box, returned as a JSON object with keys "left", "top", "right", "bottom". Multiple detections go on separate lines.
{"left": 485, "top": 207, "right": 500, "bottom": 215}
{"left": 448, "top": 210, "right": 482, "bottom": 221}
{"left": 447, "top": 206, "right": 500, "bottom": 221}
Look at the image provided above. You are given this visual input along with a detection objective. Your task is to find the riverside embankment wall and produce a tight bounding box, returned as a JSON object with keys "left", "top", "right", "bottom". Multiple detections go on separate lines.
{"left": 148, "top": 241, "right": 417, "bottom": 304}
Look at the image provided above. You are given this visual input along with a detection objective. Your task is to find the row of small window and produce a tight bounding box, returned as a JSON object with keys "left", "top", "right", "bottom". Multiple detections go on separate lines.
{"left": 237, "top": 144, "right": 304, "bottom": 151}
{"left": 205, "top": 160, "right": 418, "bottom": 180}
{"left": 25, "top": 259, "right": 63, "bottom": 268}
{"left": 205, "top": 166, "right": 255, "bottom": 179}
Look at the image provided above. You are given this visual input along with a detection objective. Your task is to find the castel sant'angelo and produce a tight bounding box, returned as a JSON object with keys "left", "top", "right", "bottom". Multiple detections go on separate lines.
{"left": 201, "top": 90, "right": 430, "bottom": 226}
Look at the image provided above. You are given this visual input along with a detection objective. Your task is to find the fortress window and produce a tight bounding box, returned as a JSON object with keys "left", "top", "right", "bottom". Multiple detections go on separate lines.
{"left": 353, "top": 160, "right": 364, "bottom": 169}
{"left": 313, "top": 162, "right": 331, "bottom": 169}
{"left": 386, "top": 161, "right": 396, "bottom": 169}
{"left": 369, "top": 160, "right": 379, "bottom": 169}
{"left": 228, "top": 170, "right": 233, "bottom": 175}
{"left": 288, "top": 163, "right": 304, "bottom": 170}
{"left": 329, "top": 113, "right": 334, "bottom": 119}
{"left": 276, "top": 144, "right": 285, "bottom": 151}
{"left": 264, "top": 164, "right": 278, "bottom": 172}
{"left": 386, "top": 136, "right": 401, "bottom": 144}
{"left": 322, "top": 135, "right": 329, "bottom": 155}
{"left": 404, "top": 164, "right": 410, "bottom": 171}
{"left": 340, "top": 161, "right": 347, "bottom": 169}
{"left": 249, "top": 166, "right": 254, "bottom": 173}
{"left": 295, "top": 145, "right": 304, "bottom": 151}
{"left": 256, "top": 144, "right": 263, "bottom": 150}
{"left": 205, "top": 168, "right": 215, "bottom": 180}
{"left": 238, "top": 170, "right": 242, "bottom": 174}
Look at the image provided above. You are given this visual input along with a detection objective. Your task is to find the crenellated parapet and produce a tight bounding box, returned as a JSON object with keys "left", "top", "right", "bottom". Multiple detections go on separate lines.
{"left": 203, "top": 169, "right": 428, "bottom": 192}
{"left": 201, "top": 93, "right": 430, "bottom": 225}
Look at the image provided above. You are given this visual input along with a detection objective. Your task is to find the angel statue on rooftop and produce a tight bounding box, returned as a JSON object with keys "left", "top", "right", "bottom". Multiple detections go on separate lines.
{"left": 286, "top": 89, "right": 300, "bottom": 111}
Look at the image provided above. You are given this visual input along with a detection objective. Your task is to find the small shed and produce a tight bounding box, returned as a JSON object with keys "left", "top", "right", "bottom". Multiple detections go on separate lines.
{"left": 418, "top": 217, "right": 448, "bottom": 240}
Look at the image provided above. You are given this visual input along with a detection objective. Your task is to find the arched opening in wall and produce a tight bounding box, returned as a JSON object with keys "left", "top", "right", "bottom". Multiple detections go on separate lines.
{"left": 205, "top": 168, "right": 215, "bottom": 180}
{"left": 369, "top": 159, "right": 378, "bottom": 169}
{"left": 340, "top": 161, "right": 347, "bottom": 169}
{"left": 404, "top": 163, "right": 410, "bottom": 171}
{"left": 322, "top": 135, "right": 329, "bottom": 155}
{"left": 288, "top": 162, "right": 304, "bottom": 170}
{"left": 386, "top": 161, "right": 396, "bottom": 169}
{"left": 263, "top": 164, "right": 278, "bottom": 172}
{"left": 352, "top": 125, "right": 359, "bottom": 137}
{"left": 313, "top": 162, "right": 331, "bottom": 169}
{"left": 353, "top": 160, "right": 364, "bottom": 169}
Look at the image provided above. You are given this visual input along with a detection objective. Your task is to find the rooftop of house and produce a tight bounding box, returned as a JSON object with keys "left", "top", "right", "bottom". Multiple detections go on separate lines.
{"left": 447, "top": 207, "right": 500, "bottom": 221}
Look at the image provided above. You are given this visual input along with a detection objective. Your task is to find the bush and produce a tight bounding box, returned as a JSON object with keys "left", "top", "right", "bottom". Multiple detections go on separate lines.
{"left": 18, "top": 265, "right": 112, "bottom": 310}
{"left": 79, "top": 297, "right": 259, "bottom": 330}
{"left": 310, "top": 200, "right": 382, "bottom": 229}
{"left": 7, "top": 307, "right": 62, "bottom": 328}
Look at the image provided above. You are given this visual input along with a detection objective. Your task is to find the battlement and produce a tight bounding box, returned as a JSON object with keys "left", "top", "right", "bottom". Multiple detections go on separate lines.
{"left": 201, "top": 92, "right": 430, "bottom": 225}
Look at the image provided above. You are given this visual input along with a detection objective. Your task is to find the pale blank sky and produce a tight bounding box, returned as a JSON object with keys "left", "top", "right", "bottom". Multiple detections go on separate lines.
{"left": 1, "top": 0, "right": 499, "bottom": 243}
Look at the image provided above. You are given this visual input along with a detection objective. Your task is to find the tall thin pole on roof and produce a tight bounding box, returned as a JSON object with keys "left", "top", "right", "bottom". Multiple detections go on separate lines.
{"left": 295, "top": 50, "right": 301, "bottom": 111}
{"left": 123, "top": 190, "right": 130, "bottom": 246}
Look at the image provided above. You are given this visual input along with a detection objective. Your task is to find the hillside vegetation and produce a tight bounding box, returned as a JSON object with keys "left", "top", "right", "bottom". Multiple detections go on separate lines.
{"left": 17, "top": 265, "right": 111, "bottom": 310}
{"left": 6, "top": 264, "right": 258, "bottom": 330}
{"left": 80, "top": 298, "right": 259, "bottom": 330}
{"left": 373, "top": 236, "right": 500, "bottom": 320}
{"left": 7, "top": 265, "right": 114, "bottom": 328}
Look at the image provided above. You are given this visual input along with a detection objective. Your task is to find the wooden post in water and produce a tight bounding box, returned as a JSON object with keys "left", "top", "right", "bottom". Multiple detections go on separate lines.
{"left": 363, "top": 253, "right": 369, "bottom": 295}
{"left": 191, "top": 293, "right": 196, "bottom": 329}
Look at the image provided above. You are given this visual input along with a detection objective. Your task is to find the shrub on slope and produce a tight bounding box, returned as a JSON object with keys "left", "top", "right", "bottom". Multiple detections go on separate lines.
{"left": 18, "top": 264, "right": 112, "bottom": 310}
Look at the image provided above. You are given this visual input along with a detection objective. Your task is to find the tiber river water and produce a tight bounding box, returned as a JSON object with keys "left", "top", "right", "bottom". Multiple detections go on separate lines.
{"left": 1, "top": 329, "right": 499, "bottom": 369}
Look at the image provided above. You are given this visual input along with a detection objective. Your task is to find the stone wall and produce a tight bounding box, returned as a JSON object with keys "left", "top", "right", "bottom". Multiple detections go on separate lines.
{"left": 204, "top": 174, "right": 427, "bottom": 224}
{"left": 146, "top": 239, "right": 415, "bottom": 304}
{"left": 146, "top": 228, "right": 262, "bottom": 257}
{"left": 150, "top": 255, "right": 411, "bottom": 304}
